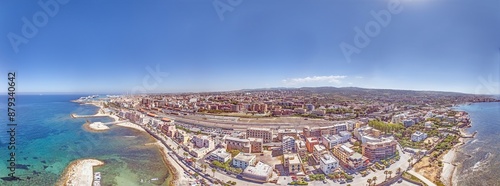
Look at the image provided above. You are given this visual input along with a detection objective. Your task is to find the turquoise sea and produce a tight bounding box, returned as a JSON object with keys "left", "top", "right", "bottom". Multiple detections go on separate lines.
{"left": 453, "top": 102, "right": 500, "bottom": 186}
{"left": 0, "top": 95, "right": 170, "bottom": 186}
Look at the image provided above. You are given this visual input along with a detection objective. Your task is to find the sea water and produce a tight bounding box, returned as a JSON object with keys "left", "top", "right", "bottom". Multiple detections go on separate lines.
{"left": 0, "top": 95, "right": 170, "bottom": 186}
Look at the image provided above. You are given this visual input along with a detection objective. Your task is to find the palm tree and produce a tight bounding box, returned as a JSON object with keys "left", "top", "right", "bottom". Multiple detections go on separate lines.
{"left": 177, "top": 146, "right": 180, "bottom": 154}
{"left": 372, "top": 176, "right": 377, "bottom": 185}
{"left": 367, "top": 178, "right": 372, "bottom": 186}
{"left": 211, "top": 168, "right": 216, "bottom": 177}
{"left": 201, "top": 164, "right": 207, "bottom": 173}
{"left": 388, "top": 171, "right": 392, "bottom": 179}
{"left": 183, "top": 152, "right": 188, "bottom": 159}
{"left": 397, "top": 167, "right": 402, "bottom": 174}
{"left": 384, "top": 170, "right": 388, "bottom": 180}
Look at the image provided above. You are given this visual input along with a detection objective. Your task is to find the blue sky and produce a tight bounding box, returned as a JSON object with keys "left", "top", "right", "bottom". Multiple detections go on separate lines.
{"left": 0, "top": 0, "right": 499, "bottom": 94}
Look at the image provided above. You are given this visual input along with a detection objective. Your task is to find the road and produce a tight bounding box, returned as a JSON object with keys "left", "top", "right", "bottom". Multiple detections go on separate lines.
{"left": 407, "top": 170, "right": 437, "bottom": 186}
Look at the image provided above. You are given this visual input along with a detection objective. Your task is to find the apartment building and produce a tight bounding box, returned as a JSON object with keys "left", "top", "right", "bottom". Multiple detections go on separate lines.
{"left": 247, "top": 128, "right": 273, "bottom": 143}
{"left": 233, "top": 153, "right": 257, "bottom": 169}
{"left": 282, "top": 136, "right": 296, "bottom": 153}
{"left": 225, "top": 137, "right": 251, "bottom": 153}
{"left": 362, "top": 139, "right": 397, "bottom": 161}
{"left": 284, "top": 153, "right": 303, "bottom": 175}
{"left": 192, "top": 135, "right": 213, "bottom": 149}
{"left": 411, "top": 131, "right": 428, "bottom": 142}
{"left": 249, "top": 138, "right": 263, "bottom": 153}
{"left": 332, "top": 145, "right": 368, "bottom": 171}
{"left": 322, "top": 131, "right": 351, "bottom": 149}
{"left": 305, "top": 137, "right": 320, "bottom": 153}
{"left": 210, "top": 148, "right": 231, "bottom": 163}
{"left": 277, "top": 129, "right": 298, "bottom": 141}
{"left": 319, "top": 153, "right": 339, "bottom": 175}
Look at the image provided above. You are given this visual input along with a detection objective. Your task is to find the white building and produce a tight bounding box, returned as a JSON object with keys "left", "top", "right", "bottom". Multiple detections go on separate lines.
{"left": 411, "top": 131, "right": 428, "bottom": 142}
{"left": 233, "top": 153, "right": 257, "bottom": 169}
{"left": 334, "top": 123, "right": 348, "bottom": 133}
{"left": 241, "top": 161, "right": 273, "bottom": 183}
{"left": 210, "top": 148, "right": 231, "bottom": 163}
{"left": 424, "top": 121, "right": 433, "bottom": 129}
{"left": 322, "top": 131, "right": 351, "bottom": 149}
{"left": 192, "top": 135, "right": 213, "bottom": 149}
{"left": 392, "top": 114, "right": 406, "bottom": 124}
{"left": 319, "top": 153, "right": 339, "bottom": 175}
{"left": 282, "top": 136, "right": 296, "bottom": 153}
{"left": 284, "top": 153, "right": 303, "bottom": 174}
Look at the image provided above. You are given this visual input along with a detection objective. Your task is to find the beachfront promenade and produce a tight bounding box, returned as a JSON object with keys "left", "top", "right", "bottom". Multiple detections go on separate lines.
{"left": 71, "top": 113, "right": 110, "bottom": 118}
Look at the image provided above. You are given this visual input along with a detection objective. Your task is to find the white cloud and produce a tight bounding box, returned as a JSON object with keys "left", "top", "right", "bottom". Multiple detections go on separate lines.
{"left": 282, "top": 75, "right": 347, "bottom": 85}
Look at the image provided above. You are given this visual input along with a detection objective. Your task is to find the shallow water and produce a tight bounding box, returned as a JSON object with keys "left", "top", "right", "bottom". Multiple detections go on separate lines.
{"left": 453, "top": 102, "right": 500, "bottom": 186}
{"left": 0, "top": 95, "right": 169, "bottom": 186}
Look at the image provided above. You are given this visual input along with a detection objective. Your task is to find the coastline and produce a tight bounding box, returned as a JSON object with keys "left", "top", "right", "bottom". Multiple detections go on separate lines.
{"left": 75, "top": 100, "right": 178, "bottom": 185}
{"left": 439, "top": 104, "right": 471, "bottom": 186}
{"left": 115, "top": 122, "right": 146, "bottom": 132}
{"left": 57, "top": 159, "right": 104, "bottom": 186}
{"left": 440, "top": 129, "right": 468, "bottom": 186}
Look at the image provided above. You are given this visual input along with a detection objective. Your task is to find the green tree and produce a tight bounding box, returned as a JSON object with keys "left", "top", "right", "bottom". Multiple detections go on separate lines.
{"left": 211, "top": 168, "right": 216, "bottom": 177}
{"left": 201, "top": 163, "right": 207, "bottom": 173}
{"left": 228, "top": 149, "right": 241, "bottom": 157}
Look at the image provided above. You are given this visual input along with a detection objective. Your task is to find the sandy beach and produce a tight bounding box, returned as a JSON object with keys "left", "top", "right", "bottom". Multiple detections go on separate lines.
{"left": 57, "top": 159, "right": 104, "bottom": 186}
{"left": 115, "top": 122, "right": 146, "bottom": 132}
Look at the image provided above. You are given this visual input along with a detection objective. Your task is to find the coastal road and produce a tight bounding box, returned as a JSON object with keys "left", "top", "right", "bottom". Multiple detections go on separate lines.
{"left": 407, "top": 170, "right": 437, "bottom": 186}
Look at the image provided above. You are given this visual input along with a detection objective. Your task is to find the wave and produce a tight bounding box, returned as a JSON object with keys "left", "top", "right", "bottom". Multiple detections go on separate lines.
{"left": 472, "top": 152, "right": 493, "bottom": 172}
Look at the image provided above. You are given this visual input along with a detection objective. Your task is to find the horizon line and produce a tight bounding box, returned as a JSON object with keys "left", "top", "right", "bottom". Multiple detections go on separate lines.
{"left": 2, "top": 86, "right": 498, "bottom": 96}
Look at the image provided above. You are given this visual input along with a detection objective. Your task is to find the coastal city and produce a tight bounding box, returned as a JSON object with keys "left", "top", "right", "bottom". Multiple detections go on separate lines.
{"left": 2, "top": 0, "right": 499, "bottom": 186}
{"left": 71, "top": 88, "right": 498, "bottom": 186}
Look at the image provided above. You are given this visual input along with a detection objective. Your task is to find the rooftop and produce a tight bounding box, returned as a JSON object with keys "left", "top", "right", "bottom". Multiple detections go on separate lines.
{"left": 225, "top": 136, "right": 250, "bottom": 143}
{"left": 248, "top": 128, "right": 270, "bottom": 132}
{"left": 320, "top": 153, "right": 338, "bottom": 164}
{"left": 340, "top": 145, "right": 355, "bottom": 154}
{"left": 284, "top": 153, "right": 301, "bottom": 165}
{"left": 278, "top": 129, "right": 297, "bottom": 133}
{"left": 349, "top": 152, "right": 363, "bottom": 160}
{"left": 241, "top": 162, "right": 272, "bottom": 182}
{"left": 234, "top": 153, "right": 256, "bottom": 162}
{"left": 314, "top": 144, "right": 326, "bottom": 152}
{"left": 211, "top": 149, "right": 231, "bottom": 159}
{"left": 339, "top": 131, "right": 351, "bottom": 137}
{"left": 323, "top": 134, "right": 341, "bottom": 142}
